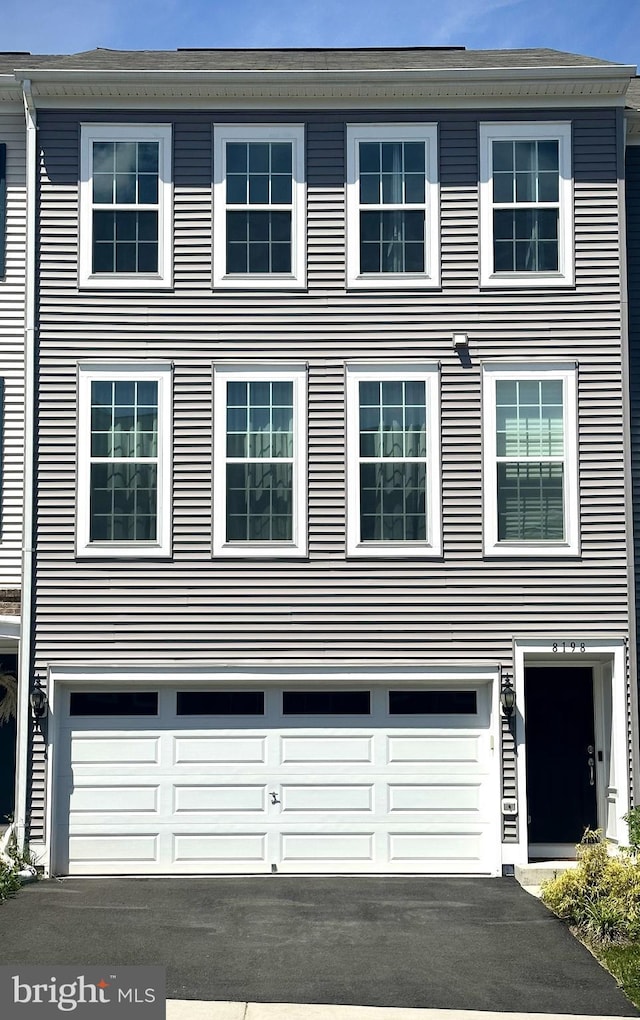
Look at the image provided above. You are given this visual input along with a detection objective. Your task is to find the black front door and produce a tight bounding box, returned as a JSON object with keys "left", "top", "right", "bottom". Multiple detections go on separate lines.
{"left": 0, "top": 715, "right": 16, "bottom": 822}
{"left": 525, "top": 667, "right": 598, "bottom": 846}
{"left": 0, "top": 654, "right": 18, "bottom": 824}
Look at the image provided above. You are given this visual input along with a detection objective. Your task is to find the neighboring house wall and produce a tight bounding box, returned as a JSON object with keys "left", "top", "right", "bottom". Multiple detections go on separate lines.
{"left": 626, "top": 143, "right": 640, "bottom": 673}
{"left": 0, "top": 107, "right": 26, "bottom": 597}
{"left": 29, "top": 105, "right": 628, "bottom": 845}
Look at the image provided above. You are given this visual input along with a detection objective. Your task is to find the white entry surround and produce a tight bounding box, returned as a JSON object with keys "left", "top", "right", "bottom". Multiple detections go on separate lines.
{"left": 507, "top": 637, "right": 631, "bottom": 867}
{"left": 44, "top": 664, "right": 502, "bottom": 877}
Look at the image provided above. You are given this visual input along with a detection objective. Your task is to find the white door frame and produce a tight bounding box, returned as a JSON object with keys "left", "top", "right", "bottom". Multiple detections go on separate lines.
{"left": 507, "top": 638, "right": 629, "bottom": 866}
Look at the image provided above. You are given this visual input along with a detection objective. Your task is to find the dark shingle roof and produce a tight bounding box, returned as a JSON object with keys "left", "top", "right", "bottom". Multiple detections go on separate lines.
{"left": 0, "top": 52, "right": 63, "bottom": 75}
{"left": 7, "top": 46, "right": 626, "bottom": 74}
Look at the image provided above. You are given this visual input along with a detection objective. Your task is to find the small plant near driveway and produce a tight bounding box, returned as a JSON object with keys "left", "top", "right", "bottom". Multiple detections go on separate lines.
{"left": 0, "top": 858, "right": 21, "bottom": 901}
{"left": 0, "top": 825, "right": 38, "bottom": 903}
{"left": 541, "top": 820, "right": 640, "bottom": 1007}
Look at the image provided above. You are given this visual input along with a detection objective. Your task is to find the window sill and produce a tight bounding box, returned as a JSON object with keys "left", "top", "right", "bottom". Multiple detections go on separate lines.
{"left": 479, "top": 272, "right": 574, "bottom": 290}
{"left": 347, "top": 543, "right": 443, "bottom": 559}
{"left": 76, "top": 544, "right": 172, "bottom": 560}
{"left": 213, "top": 544, "right": 308, "bottom": 559}
{"left": 347, "top": 274, "right": 440, "bottom": 290}
{"left": 213, "top": 275, "right": 306, "bottom": 291}
{"left": 79, "top": 274, "right": 173, "bottom": 291}
{"left": 484, "top": 542, "right": 580, "bottom": 558}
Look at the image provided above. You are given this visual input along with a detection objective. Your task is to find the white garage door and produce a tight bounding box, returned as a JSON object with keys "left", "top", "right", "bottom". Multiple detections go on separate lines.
{"left": 54, "top": 684, "right": 499, "bottom": 876}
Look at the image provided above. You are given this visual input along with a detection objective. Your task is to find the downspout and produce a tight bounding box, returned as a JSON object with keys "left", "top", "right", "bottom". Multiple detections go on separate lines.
{"left": 14, "top": 79, "right": 37, "bottom": 854}
{"left": 619, "top": 106, "right": 640, "bottom": 811}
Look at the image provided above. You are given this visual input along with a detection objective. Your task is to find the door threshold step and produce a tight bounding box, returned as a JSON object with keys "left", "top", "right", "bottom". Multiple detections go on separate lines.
{"left": 515, "top": 860, "right": 578, "bottom": 896}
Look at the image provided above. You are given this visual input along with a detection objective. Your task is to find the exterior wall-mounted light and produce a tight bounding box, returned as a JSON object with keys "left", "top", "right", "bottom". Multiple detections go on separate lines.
{"left": 29, "top": 679, "right": 48, "bottom": 719}
{"left": 452, "top": 332, "right": 469, "bottom": 350}
{"left": 500, "top": 672, "right": 516, "bottom": 717}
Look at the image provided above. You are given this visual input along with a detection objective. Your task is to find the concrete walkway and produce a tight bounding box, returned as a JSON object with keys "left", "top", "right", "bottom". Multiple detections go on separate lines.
{"left": 166, "top": 1007, "right": 638, "bottom": 1020}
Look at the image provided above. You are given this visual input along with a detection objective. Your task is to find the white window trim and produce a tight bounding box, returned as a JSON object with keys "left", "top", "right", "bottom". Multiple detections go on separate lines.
{"left": 482, "top": 361, "right": 579, "bottom": 557}
{"left": 346, "top": 123, "right": 440, "bottom": 290}
{"left": 76, "top": 361, "right": 173, "bottom": 558}
{"left": 213, "top": 363, "right": 308, "bottom": 558}
{"left": 479, "top": 121, "right": 573, "bottom": 289}
{"left": 213, "top": 124, "right": 306, "bottom": 290}
{"left": 79, "top": 123, "right": 173, "bottom": 290}
{"left": 346, "top": 363, "right": 441, "bottom": 558}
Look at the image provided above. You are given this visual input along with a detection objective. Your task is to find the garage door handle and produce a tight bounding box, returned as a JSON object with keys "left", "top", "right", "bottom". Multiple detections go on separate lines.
{"left": 270, "top": 791, "right": 280, "bottom": 805}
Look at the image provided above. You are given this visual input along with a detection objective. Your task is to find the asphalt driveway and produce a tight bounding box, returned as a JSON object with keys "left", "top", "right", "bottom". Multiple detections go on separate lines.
{"left": 0, "top": 876, "right": 636, "bottom": 1014}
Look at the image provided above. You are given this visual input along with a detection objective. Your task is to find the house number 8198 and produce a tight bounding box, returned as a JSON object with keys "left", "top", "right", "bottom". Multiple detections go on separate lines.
{"left": 552, "top": 641, "right": 586, "bottom": 653}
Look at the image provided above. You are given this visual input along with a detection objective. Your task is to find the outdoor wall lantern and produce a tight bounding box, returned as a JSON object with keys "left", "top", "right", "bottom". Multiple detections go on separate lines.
{"left": 29, "top": 679, "right": 48, "bottom": 719}
{"left": 500, "top": 673, "right": 516, "bottom": 717}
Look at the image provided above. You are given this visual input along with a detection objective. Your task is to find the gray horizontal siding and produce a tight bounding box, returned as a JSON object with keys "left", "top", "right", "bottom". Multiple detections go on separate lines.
{"left": 0, "top": 110, "right": 26, "bottom": 587}
{"left": 626, "top": 143, "right": 640, "bottom": 739}
{"left": 32, "top": 105, "right": 628, "bottom": 662}
{"left": 29, "top": 105, "right": 629, "bottom": 844}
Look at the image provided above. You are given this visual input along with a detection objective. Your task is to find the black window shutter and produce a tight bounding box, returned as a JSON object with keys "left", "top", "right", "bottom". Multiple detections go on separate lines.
{"left": 0, "top": 144, "right": 6, "bottom": 277}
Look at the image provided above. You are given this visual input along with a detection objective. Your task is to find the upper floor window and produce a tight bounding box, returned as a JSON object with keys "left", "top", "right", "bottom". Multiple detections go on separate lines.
{"left": 213, "top": 124, "right": 306, "bottom": 289}
{"left": 482, "top": 363, "right": 578, "bottom": 556}
{"left": 479, "top": 122, "right": 573, "bottom": 288}
{"left": 77, "top": 363, "right": 172, "bottom": 557}
{"left": 346, "top": 124, "right": 439, "bottom": 289}
{"left": 346, "top": 364, "right": 441, "bottom": 557}
{"left": 213, "top": 364, "right": 307, "bottom": 557}
{"left": 79, "top": 124, "right": 173, "bottom": 289}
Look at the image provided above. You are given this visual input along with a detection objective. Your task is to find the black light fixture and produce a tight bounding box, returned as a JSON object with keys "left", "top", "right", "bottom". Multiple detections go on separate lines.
{"left": 29, "top": 679, "right": 48, "bottom": 719}
{"left": 500, "top": 673, "right": 516, "bottom": 717}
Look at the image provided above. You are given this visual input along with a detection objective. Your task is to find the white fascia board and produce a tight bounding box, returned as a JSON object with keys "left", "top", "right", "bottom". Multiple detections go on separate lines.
{"left": 11, "top": 64, "right": 636, "bottom": 104}
{"left": 13, "top": 64, "right": 637, "bottom": 84}
{"left": 28, "top": 95, "right": 635, "bottom": 114}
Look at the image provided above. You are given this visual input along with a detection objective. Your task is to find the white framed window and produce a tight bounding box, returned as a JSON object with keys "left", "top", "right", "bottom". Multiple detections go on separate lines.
{"left": 213, "top": 364, "right": 307, "bottom": 557}
{"left": 346, "top": 124, "right": 439, "bottom": 289}
{"left": 482, "top": 362, "right": 579, "bottom": 556}
{"left": 346, "top": 363, "right": 441, "bottom": 557}
{"left": 213, "top": 124, "right": 306, "bottom": 289}
{"left": 79, "top": 124, "right": 173, "bottom": 289}
{"left": 479, "top": 122, "right": 573, "bottom": 288}
{"left": 77, "top": 362, "right": 172, "bottom": 558}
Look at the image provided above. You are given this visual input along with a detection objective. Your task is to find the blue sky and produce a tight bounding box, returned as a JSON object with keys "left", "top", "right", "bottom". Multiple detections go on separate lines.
{"left": 1, "top": 0, "right": 638, "bottom": 68}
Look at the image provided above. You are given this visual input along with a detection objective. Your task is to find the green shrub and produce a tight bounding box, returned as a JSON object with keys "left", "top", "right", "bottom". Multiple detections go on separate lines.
{"left": 0, "top": 859, "right": 21, "bottom": 901}
{"left": 624, "top": 807, "right": 640, "bottom": 855}
{"left": 541, "top": 830, "right": 640, "bottom": 945}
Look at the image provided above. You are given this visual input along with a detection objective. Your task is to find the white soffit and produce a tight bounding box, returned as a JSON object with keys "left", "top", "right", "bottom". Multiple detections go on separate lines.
{"left": 10, "top": 64, "right": 637, "bottom": 107}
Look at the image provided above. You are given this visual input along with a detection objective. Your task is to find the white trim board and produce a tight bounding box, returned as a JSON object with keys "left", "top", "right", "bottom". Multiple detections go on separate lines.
{"left": 503, "top": 638, "right": 629, "bottom": 868}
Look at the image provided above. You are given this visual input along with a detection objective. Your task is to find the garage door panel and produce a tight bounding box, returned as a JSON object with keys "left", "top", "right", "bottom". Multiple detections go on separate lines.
{"left": 173, "top": 735, "right": 267, "bottom": 765}
{"left": 280, "top": 735, "right": 373, "bottom": 764}
{"left": 71, "top": 735, "right": 160, "bottom": 765}
{"left": 387, "top": 734, "right": 482, "bottom": 764}
{"left": 172, "top": 832, "right": 267, "bottom": 863}
{"left": 172, "top": 784, "right": 267, "bottom": 814}
{"left": 388, "top": 832, "right": 485, "bottom": 862}
{"left": 68, "top": 833, "right": 159, "bottom": 864}
{"left": 387, "top": 782, "right": 483, "bottom": 814}
{"left": 69, "top": 784, "right": 159, "bottom": 815}
{"left": 280, "top": 784, "right": 374, "bottom": 813}
{"left": 280, "top": 832, "right": 374, "bottom": 862}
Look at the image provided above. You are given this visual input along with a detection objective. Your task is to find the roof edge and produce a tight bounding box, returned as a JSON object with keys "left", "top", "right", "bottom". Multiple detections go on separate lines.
{"left": 13, "top": 63, "right": 637, "bottom": 83}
